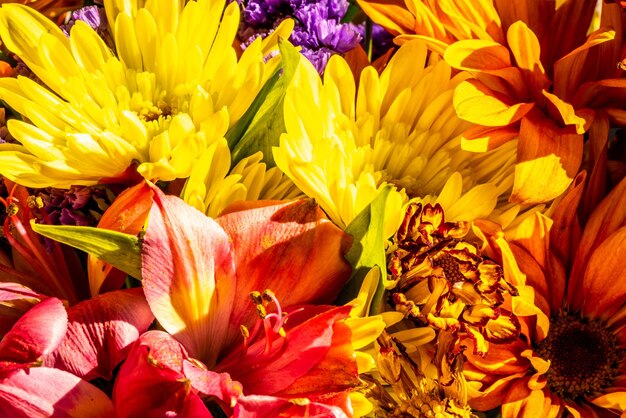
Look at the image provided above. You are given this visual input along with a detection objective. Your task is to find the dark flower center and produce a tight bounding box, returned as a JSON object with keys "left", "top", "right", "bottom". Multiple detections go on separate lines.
{"left": 536, "top": 311, "right": 622, "bottom": 400}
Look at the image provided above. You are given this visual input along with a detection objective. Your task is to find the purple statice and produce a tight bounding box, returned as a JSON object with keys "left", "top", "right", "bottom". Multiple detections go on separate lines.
{"left": 237, "top": 0, "right": 362, "bottom": 73}
{"left": 61, "top": 5, "right": 112, "bottom": 48}
{"left": 34, "top": 186, "right": 115, "bottom": 227}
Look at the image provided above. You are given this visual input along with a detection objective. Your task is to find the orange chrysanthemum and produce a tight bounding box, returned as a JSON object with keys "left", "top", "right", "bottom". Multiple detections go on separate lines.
{"left": 360, "top": 0, "right": 626, "bottom": 205}
{"left": 462, "top": 172, "right": 626, "bottom": 417}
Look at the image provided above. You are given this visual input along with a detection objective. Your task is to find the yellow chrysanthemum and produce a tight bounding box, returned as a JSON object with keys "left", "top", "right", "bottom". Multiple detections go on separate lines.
{"left": 0, "top": 0, "right": 292, "bottom": 188}
{"left": 181, "top": 138, "right": 302, "bottom": 218}
{"left": 273, "top": 40, "right": 517, "bottom": 236}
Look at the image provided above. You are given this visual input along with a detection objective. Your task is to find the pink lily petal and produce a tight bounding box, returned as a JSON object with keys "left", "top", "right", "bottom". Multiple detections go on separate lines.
{"left": 0, "top": 282, "right": 42, "bottom": 337}
{"left": 44, "top": 288, "right": 154, "bottom": 380}
{"left": 234, "top": 394, "right": 349, "bottom": 418}
{"left": 182, "top": 359, "right": 242, "bottom": 411}
{"left": 113, "top": 330, "right": 211, "bottom": 418}
{"left": 0, "top": 367, "right": 115, "bottom": 418}
{"left": 0, "top": 297, "right": 67, "bottom": 365}
{"left": 218, "top": 305, "right": 356, "bottom": 397}
{"left": 216, "top": 200, "right": 352, "bottom": 351}
{"left": 142, "top": 188, "right": 237, "bottom": 367}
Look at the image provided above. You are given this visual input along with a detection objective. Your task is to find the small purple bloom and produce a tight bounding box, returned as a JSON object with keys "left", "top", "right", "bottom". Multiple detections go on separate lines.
{"left": 237, "top": 0, "right": 362, "bottom": 73}
{"left": 61, "top": 5, "right": 108, "bottom": 37}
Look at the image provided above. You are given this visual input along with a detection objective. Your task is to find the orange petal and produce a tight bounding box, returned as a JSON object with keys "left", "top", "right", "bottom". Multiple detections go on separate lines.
{"left": 553, "top": 28, "right": 616, "bottom": 102}
{"left": 578, "top": 226, "right": 626, "bottom": 320}
{"left": 591, "top": 391, "right": 626, "bottom": 412}
{"left": 511, "top": 113, "right": 584, "bottom": 204}
{"left": 582, "top": 113, "right": 610, "bottom": 222}
{"left": 569, "top": 175, "right": 626, "bottom": 307}
{"left": 506, "top": 21, "right": 549, "bottom": 99}
{"left": 542, "top": 90, "right": 587, "bottom": 134}
{"left": 501, "top": 378, "right": 563, "bottom": 418}
{"left": 461, "top": 125, "right": 519, "bottom": 152}
{"left": 88, "top": 180, "right": 154, "bottom": 296}
{"left": 454, "top": 79, "right": 534, "bottom": 126}
{"left": 356, "top": 0, "right": 415, "bottom": 36}
{"left": 444, "top": 39, "right": 511, "bottom": 71}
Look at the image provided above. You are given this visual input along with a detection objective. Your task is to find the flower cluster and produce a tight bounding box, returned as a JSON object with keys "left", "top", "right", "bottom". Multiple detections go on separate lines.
{"left": 0, "top": 0, "right": 624, "bottom": 417}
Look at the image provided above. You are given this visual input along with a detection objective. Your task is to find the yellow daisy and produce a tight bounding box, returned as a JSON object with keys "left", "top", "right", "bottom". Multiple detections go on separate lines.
{"left": 0, "top": 0, "right": 291, "bottom": 188}
{"left": 273, "top": 39, "right": 517, "bottom": 236}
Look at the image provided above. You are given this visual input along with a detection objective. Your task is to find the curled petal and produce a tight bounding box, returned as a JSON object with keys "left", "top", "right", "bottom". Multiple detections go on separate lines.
{"left": 444, "top": 39, "right": 511, "bottom": 71}
{"left": 234, "top": 394, "right": 349, "bottom": 418}
{"left": 482, "top": 308, "right": 521, "bottom": 344}
{"left": 0, "top": 297, "right": 67, "bottom": 364}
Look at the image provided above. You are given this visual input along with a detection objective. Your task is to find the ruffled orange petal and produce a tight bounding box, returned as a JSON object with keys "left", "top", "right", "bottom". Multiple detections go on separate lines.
{"left": 445, "top": 39, "right": 511, "bottom": 71}
{"left": 542, "top": 90, "right": 588, "bottom": 134}
{"left": 506, "top": 21, "right": 549, "bottom": 100}
{"left": 511, "top": 113, "right": 583, "bottom": 204}
{"left": 583, "top": 114, "right": 610, "bottom": 222}
{"left": 501, "top": 377, "right": 563, "bottom": 418}
{"left": 461, "top": 124, "right": 519, "bottom": 152}
{"left": 590, "top": 391, "right": 626, "bottom": 413}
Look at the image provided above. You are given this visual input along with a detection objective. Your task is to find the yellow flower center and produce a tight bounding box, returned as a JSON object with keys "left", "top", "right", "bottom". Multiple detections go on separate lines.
{"left": 535, "top": 311, "right": 622, "bottom": 399}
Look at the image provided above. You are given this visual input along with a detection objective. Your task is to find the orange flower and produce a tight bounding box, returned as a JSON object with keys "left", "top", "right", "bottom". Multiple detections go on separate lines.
{"left": 360, "top": 0, "right": 626, "bottom": 205}
{"left": 444, "top": 1, "right": 626, "bottom": 204}
{"left": 462, "top": 172, "right": 626, "bottom": 417}
{"left": 0, "top": 0, "right": 82, "bottom": 23}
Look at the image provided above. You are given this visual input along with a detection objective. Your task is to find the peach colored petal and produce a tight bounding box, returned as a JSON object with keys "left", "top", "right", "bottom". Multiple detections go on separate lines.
{"left": 454, "top": 79, "right": 534, "bottom": 126}
{"left": 444, "top": 39, "right": 511, "bottom": 71}
{"left": 578, "top": 226, "right": 626, "bottom": 320}
{"left": 511, "top": 114, "right": 583, "bottom": 204}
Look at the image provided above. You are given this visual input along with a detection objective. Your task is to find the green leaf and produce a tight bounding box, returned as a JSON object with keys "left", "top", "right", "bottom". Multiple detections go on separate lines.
{"left": 30, "top": 221, "right": 142, "bottom": 279}
{"left": 226, "top": 38, "right": 300, "bottom": 168}
{"left": 335, "top": 186, "right": 391, "bottom": 315}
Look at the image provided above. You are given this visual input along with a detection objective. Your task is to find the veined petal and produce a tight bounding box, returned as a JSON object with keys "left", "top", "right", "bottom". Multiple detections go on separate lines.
{"left": 0, "top": 367, "right": 115, "bottom": 418}
{"left": 216, "top": 199, "right": 352, "bottom": 350}
{"left": 234, "top": 394, "right": 349, "bottom": 418}
{"left": 511, "top": 114, "right": 583, "bottom": 204}
{"left": 0, "top": 297, "right": 67, "bottom": 365}
{"left": 454, "top": 79, "right": 534, "bottom": 126}
{"left": 542, "top": 90, "right": 587, "bottom": 134}
{"left": 356, "top": 0, "right": 415, "bottom": 36}
{"left": 142, "top": 187, "right": 236, "bottom": 367}
{"left": 444, "top": 39, "right": 511, "bottom": 71}
{"left": 45, "top": 288, "right": 154, "bottom": 381}
{"left": 506, "top": 21, "right": 549, "bottom": 97}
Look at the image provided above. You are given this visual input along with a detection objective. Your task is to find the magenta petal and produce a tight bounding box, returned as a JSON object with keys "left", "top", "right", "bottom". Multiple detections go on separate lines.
{"left": 0, "top": 297, "right": 67, "bottom": 364}
{"left": 142, "top": 188, "right": 236, "bottom": 367}
{"left": 219, "top": 306, "right": 352, "bottom": 396}
{"left": 113, "top": 331, "right": 211, "bottom": 418}
{"left": 233, "top": 394, "right": 349, "bottom": 418}
{"left": 0, "top": 367, "right": 115, "bottom": 418}
{"left": 44, "top": 288, "right": 154, "bottom": 380}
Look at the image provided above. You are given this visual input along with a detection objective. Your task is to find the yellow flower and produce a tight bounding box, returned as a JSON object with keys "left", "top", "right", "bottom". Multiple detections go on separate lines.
{"left": 0, "top": 0, "right": 291, "bottom": 188}
{"left": 273, "top": 39, "right": 517, "bottom": 236}
{"left": 181, "top": 138, "right": 302, "bottom": 218}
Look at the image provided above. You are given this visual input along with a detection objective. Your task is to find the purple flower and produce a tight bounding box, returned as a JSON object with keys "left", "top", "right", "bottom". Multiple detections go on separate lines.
{"left": 237, "top": 0, "right": 362, "bottom": 73}
{"left": 61, "top": 5, "right": 108, "bottom": 37}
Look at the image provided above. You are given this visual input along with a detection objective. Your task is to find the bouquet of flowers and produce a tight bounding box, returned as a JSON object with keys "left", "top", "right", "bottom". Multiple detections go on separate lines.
{"left": 0, "top": 0, "right": 624, "bottom": 416}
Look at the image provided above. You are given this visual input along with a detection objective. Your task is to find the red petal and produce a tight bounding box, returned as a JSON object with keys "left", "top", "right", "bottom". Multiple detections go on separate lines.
{"left": 234, "top": 394, "right": 349, "bottom": 418}
{"left": 113, "top": 330, "right": 211, "bottom": 418}
{"left": 45, "top": 288, "right": 154, "bottom": 380}
{"left": 182, "top": 359, "right": 242, "bottom": 410}
{"left": 0, "top": 283, "right": 41, "bottom": 337}
{"left": 0, "top": 367, "right": 115, "bottom": 418}
{"left": 0, "top": 297, "right": 67, "bottom": 364}
{"left": 216, "top": 200, "right": 352, "bottom": 350}
{"left": 142, "top": 188, "right": 236, "bottom": 367}
{"left": 88, "top": 180, "right": 154, "bottom": 295}
{"left": 218, "top": 305, "right": 354, "bottom": 397}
